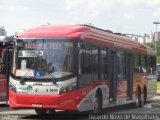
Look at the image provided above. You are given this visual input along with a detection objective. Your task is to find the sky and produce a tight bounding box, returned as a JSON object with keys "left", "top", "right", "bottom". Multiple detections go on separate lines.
{"left": 1, "top": 0, "right": 160, "bottom": 36}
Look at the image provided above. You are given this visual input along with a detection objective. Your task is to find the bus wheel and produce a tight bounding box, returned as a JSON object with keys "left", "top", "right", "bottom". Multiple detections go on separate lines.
{"left": 35, "top": 108, "right": 48, "bottom": 115}
{"left": 93, "top": 92, "right": 102, "bottom": 114}
{"left": 48, "top": 109, "right": 55, "bottom": 114}
{"left": 35, "top": 108, "right": 55, "bottom": 115}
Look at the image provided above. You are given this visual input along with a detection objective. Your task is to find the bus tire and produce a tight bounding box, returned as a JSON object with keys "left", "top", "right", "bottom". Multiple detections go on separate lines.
{"left": 93, "top": 91, "right": 102, "bottom": 114}
{"left": 35, "top": 108, "right": 55, "bottom": 115}
{"left": 35, "top": 108, "right": 48, "bottom": 115}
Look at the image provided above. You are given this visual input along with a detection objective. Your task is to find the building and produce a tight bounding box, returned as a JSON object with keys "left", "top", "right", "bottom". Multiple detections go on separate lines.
{"left": 0, "top": 26, "right": 7, "bottom": 41}
{"left": 156, "top": 32, "right": 160, "bottom": 41}
{"left": 144, "top": 33, "right": 152, "bottom": 43}
{"left": 0, "top": 26, "right": 7, "bottom": 36}
{"left": 143, "top": 31, "right": 160, "bottom": 43}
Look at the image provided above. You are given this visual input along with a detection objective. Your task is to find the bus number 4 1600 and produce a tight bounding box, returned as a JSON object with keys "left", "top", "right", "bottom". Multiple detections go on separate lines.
{"left": 46, "top": 89, "right": 58, "bottom": 92}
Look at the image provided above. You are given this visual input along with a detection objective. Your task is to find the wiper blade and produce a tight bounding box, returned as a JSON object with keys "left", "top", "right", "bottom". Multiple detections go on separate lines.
{"left": 48, "top": 72, "right": 58, "bottom": 84}
{"left": 52, "top": 77, "right": 57, "bottom": 84}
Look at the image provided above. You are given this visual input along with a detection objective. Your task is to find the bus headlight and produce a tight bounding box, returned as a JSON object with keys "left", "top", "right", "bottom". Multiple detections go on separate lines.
{"left": 60, "top": 82, "right": 77, "bottom": 94}
{"left": 9, "top": 83, "right": 17, "bottom": 93}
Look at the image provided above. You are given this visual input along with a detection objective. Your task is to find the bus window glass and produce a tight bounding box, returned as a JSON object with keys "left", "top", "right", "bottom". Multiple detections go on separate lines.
{"left": 100, "top": 48, "right": 108, "bottom": 80}
{"left": 141, "top": 55, "right": 147, "bottom": 73}
{"left": 80, "top": 44, "right": 85, "bottom": 74}
{"left": 80, "top": 43, "right": 92, "bottom": 87}
{"left": 116, "top": 51, "right": 126, "bottom": 80}
{"left": 134, "top": 54, "right": 140, "bottom": 73}
{"left": 146, "top": 56, "right": 152, "bottom": 74}
{"left": 91, "top": 46, "right": 98, "bottom": 82}
{"left": 11, "top": 39, "right": 76, "bottom": 81}
{"left": 151, "top": 56, "right": 156, "bottom": 74}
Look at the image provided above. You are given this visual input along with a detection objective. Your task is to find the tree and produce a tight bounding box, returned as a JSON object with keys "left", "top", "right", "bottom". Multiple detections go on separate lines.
{"left": 145, "top": 41, "right": 160, "bottom": 64}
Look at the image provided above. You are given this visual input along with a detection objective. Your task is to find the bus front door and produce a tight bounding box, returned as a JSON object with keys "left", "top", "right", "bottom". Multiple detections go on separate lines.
{"left": 109, "top": 51, "right": 117, "bottom": 102}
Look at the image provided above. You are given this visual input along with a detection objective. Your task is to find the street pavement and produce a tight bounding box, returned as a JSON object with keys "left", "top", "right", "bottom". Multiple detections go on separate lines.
{"left": 0, "top": 96, "right": 160, "bottom": 120}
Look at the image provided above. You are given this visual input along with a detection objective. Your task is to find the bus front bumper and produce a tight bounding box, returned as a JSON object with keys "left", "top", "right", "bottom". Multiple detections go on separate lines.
{"left": 9, "top": 90, "right": 78, "bottom": 111}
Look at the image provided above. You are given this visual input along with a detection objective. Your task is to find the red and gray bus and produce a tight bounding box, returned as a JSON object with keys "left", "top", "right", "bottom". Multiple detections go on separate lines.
{"left": 9, "top": 25, "right": 157, "bottom": 114}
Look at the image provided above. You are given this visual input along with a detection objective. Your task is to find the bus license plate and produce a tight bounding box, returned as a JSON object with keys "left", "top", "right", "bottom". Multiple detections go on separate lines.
{"left": 32, "top": 104, "right": 42, "bottom": 108}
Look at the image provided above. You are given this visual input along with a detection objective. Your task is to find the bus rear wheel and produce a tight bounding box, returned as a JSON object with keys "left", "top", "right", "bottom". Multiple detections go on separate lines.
{"left": 35, "top": 108, "right": 55, "bottom": 115}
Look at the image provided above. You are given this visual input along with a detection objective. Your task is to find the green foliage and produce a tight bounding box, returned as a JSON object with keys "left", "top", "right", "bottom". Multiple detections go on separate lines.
{"left": 157, "top": 56, "right": 160, "bottom": 64}
{"left": 157, "top": 81, "right": 160, "bottom": 88}
{"left": 145, "top": 41, "right": 160, "bottom": 64}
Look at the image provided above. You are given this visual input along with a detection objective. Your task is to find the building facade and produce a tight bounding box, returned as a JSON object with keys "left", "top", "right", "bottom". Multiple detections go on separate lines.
{"left": 0, "top": 26, "right": 7, "bottom": 36}
{"left": 144, "top": 31, "right": 160, "bottom": 43}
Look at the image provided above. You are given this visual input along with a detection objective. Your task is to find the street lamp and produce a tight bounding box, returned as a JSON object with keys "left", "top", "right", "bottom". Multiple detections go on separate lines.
{"left": 153, "top": 21, "right": 160, "bottom": 53}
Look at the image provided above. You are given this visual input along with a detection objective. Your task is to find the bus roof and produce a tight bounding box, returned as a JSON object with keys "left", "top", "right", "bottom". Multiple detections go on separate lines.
{"left": 17, "top": 25, "right": 155, "bottom": 55}
{"left": 17, "top": 25, "right": 89, "bottom": 38}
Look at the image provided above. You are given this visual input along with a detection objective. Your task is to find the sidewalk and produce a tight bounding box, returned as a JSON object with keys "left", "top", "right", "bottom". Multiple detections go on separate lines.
{"left": 151, "top": 89, "right": 160, "bottom": 103}
{"left": 152, "top": 95, "right": 160, "bottom": 100}
{"left": 151, "top": 94, "right": 160, "bottom": 108}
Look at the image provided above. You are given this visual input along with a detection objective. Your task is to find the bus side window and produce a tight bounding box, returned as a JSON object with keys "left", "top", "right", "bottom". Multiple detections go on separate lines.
{"left": 146, "top": 56, "right": 152, "bottom": 74}
{"left": 0, "top": 49, "right": 7, "bottom": 74}
{"left": 140, "top": 54, "right": 147, "bottom": 73}
{"left": 80, "top": 43, "right": 92, "bottom": 87}
{"left": 116, "top": 51, "right": 126, "bottom": 80}
{"left": 134, "top": 54, "right": 140, "bottom": 73}
{"left": 151, "top": 56, "right": 156, "bottom": 74}
{"left": 1, "top": 49, "right": 13, "bottom": 74}
{"left": 100, "top": 47, "right": 108, "bottom": 80}
{"left": 91, "top": 46, "right": 98, "bottom": 82}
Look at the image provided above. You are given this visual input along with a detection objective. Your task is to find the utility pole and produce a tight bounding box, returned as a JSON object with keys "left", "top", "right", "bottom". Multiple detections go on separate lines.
{"left": 153, "top": 21, "right": 160, "bottom": 53}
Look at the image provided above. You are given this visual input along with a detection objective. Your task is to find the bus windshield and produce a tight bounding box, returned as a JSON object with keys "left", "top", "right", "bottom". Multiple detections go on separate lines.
{"left": 11, "top": 39, "right": 76, "bottom": 81}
